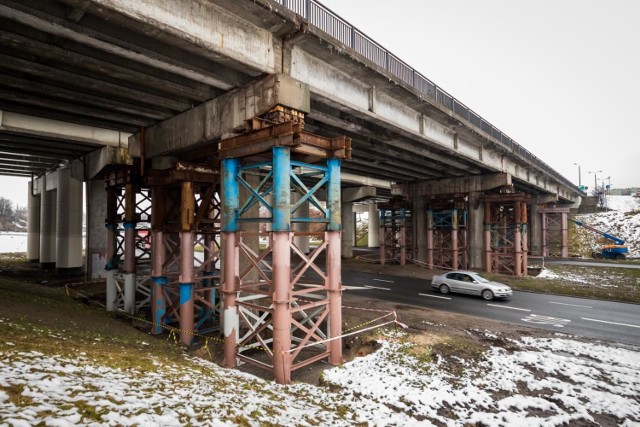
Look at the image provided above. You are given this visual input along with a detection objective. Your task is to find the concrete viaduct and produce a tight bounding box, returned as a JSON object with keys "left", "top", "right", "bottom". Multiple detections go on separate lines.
{"left": 0, "top": 0, "right": 583, "bottom": 383}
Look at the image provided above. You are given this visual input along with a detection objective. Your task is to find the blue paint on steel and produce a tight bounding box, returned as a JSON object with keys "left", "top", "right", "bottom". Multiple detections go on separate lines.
{"left": 272, "top": 146, "right": 291, "bottom": 231}
{"left": 222, "top": 158, "right": 240, "bottom": 232}
{"left": 179, "top": 283, "right": 193, "bottom": 304}
{"left": 123, "top": 221, "right": 135, "bottom": 229}
{"left": 327, "top": 157, "right": 341, "bottom": 231}
{"left": 151, "top": 276, "right": 168, "bottom": 285}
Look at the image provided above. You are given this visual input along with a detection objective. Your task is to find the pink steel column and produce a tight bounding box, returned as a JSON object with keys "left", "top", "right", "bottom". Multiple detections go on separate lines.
{"left": 522, "top": 202, "right": 528, "bottom": 276}
{"left": 379, "top": 215, "right": 385, "bottom": 265}
{"left": 541, "top": 211, "right": 548, "bottom": 257}
{"left": 179, "top": 230, "right": 194, "bottom": 345}
{"left": 400, "top": 222, "right": 407, "bottom": 266}
{"left": 514, "top": 202, "right": 522, "bottom": 277}
{"left": 426, "top": 209, "right": 433, "bottom": 269}
{"left": 123, "top": 183, "right": 136, "bottom": 314}
{"left": 272, "top": 232, "right": 292, "bottom": 384}
{"left": 451, "top": 209, "right": 459, "bottom": 270}
{"left": 151, "top": 229, "right": 165, "bottom": 334}
{"left": 327, "top": 231, "right": 342, "bottom": 365}
{"left": 561, "top": 211, "right": 569, "bottom": 258}
{"left": 222, "top": 232, "right": 238, "bottom": 368}
{"left": 484, "top": 202, "right": 492, "bottom": 273}
{"left": 179, "top": 181, "right": 195, "bottom": 346}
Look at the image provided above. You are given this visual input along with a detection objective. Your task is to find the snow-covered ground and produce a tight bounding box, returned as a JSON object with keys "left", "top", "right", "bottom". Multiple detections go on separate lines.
{"left": 1, "top": 327, "right": 638, "bottom": 426}
{"left": 576, "top": 195, "right": 640, "bottom": 258}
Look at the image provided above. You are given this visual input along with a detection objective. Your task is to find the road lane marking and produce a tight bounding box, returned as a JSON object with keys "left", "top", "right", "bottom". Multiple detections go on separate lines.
{"left": 364, "top": 285, "right": 391, "bottom": 291}
{"left": 549, "top": 301, "right": 592, "bottom": 309}
{"left": 373, "top": 278, "right": 394, "bottom": 283}
{"left": 522, "top": 314, "right": 571, "bottom": 328}
{"left": 342, "top": 285, "right": 368, "bottom": 290}
{"left": 487, "top": 304, "right": 531, "bottom": 312}
{"left": 418, "top": 293, "right": 452, "bottom": 300}
{"left": 582, "top": 317, "right": 640, "bottom": 329}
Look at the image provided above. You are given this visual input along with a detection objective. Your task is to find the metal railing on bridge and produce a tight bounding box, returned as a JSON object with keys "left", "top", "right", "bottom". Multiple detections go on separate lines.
{"left": 276, "top": 0, "right": 578, "bottom": 193}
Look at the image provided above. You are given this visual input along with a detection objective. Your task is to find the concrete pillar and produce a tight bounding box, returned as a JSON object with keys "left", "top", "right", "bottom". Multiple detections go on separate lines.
{"left": 367, "top": 203, "right": 380, "bottom": 248}
{"left": 86, "top": 179, "right": 108, "bottom": 278}
{"left": 529, "top": 203, "right": 542, "bottom": 256}
{"left": 55, "top": 168, "right": 83, "bottom": 274}
{"left": 292, "top": 192, "right": 310, "bottom": 253}
{"left": 413, "top": 196, "right": 426, "bottom": 262}
{"left": 341, "top": 202, "right": 354, "bottom": 258}
{"left": 561, "top": 212, "right": 569, "bottom": 258}
{"left": 467, "top": 192, "right": 484, "bottom": 269}
{"left": 39, "top": 176, "right": 57, "bottom": 270}
{"left": 27, "top": 180, "right": 41, "bottom": 262}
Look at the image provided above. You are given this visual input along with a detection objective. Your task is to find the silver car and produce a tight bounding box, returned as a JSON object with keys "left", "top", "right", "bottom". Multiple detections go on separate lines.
{"left": 431, "top": 271, "right": 512, "bottom": 301}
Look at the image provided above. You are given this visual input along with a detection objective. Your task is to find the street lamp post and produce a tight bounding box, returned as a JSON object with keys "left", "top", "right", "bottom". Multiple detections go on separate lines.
{"left": 573, "top": 162, "right": 582, "bottom": 187}
{"left": 588, "top": 170, "right": 602, "bottom": 192}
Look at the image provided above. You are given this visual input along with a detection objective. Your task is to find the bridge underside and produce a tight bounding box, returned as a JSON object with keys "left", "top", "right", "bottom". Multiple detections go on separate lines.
{"left": 2, "top": 0, "right": 581, "bottom": 383}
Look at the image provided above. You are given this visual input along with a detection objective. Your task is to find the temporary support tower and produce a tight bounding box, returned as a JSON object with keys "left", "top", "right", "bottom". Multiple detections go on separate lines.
{"left": 540, "top": 205, "right": 570, "bottom": 257}
{"left": 219, "top": 109, "right": 351, "bottom": 384}
{"left": 104, "top": 167, "right": 152, "bottom": 313}
{"left": 147, "top": 162, "right": 221, "bottom": 345}
{"left": 379, "top": 198, "right": 413, "bottom": 265}
{"left": 426, "top": 194, "right": 468, "bottom": 270}
{"left": 482, "top": 191, "right": 529, "bottom": 276}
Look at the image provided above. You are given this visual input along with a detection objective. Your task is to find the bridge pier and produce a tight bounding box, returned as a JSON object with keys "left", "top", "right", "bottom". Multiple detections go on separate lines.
{"left": 378, "top": 197, "right": 412, "bottom": 265}
{"left": 540, "top": 205, "right": 570, "bottom": 258}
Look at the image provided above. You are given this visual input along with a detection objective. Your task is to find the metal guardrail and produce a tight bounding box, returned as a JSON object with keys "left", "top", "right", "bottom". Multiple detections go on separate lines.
{"left": 275, "top": 0, "right": 578, "bottom": 193}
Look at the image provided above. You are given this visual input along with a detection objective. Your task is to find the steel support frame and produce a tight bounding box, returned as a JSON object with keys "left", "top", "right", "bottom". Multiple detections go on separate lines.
{"left": 104, "top": 168, "right": 152, "bottom": 313}
{"left": 221, "top": 146, "right": 343, "bottom": 384}
{"left": 483, "top": 194, "right": 528, "bottom": 276}
{"left": 147, "top": 166, "right": 221, "bottom": 345}
{"left": 379, "top": 200, "right": 413, "bottom": 265}
{"left": 425, "top": 195, "right": 468, "bottom": 270}
{"left": 540, "top": 206, "right": 570, "bottom": 258}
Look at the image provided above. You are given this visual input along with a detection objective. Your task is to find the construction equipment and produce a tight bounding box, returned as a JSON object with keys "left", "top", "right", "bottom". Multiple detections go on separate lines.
{"left": 568, "top": 217, "right": 629, "bottom": 260}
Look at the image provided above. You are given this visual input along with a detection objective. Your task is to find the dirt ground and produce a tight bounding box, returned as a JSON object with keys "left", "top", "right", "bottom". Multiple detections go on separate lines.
{"left": 0, "top": 254, "right": 553, "bottom": 385}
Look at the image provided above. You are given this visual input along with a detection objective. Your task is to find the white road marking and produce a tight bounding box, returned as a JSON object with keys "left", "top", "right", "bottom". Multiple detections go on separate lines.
{"left": 582, "top": 317, "right": 640, "bottom": 329}
{"left": 373, "top": 278, "right": 394, "bottom": 283}
{"left": 522, "top": 314, "right": 571, "bottom": 328}
{"left": 364, "top": 285, "right": 391, "bottom": 291}
{"left": 549, "top": 301, "right": 592, "bottom": 309}
{"left": 418, "top": 293, "right": 452, "bottom": 300}
{"left": 342, "top": 285, "right": 368, "bottom": 290}
{"left": 487, "top": 304, "right": 531, "bottom": 312}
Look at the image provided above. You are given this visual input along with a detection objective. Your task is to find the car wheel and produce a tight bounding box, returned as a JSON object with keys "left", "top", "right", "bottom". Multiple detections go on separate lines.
{"left": 439, "top": 284, "right": 450, "bottom": 295}
{"left": 482, "top": 289, "right": 494, "bottom": 301}
{"left": 616, "top": 253, "right": 626, "bottom": 260}
{"left": 593, "top": 252, "right": 603, "bottom": 259}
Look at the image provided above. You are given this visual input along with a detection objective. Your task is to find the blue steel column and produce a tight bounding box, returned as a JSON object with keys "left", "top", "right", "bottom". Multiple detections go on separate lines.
{"left": 222, "top": 158, "right": 240, "bottom": 368}
{"left": 271, "top": 146, "right": 293, "bottom": 384}
{"left": 326, "top": 157, "right": 343, "bottom": 366}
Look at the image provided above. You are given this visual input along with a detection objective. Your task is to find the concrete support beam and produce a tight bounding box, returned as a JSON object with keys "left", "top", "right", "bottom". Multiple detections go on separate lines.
{"left": 413, "top": 195, "right": 426, "bottom": 262}
{"left": 529, "top": 203, "right": 542, "bottom": 256}
{"left": 342, "top": 186, "right": 377, "bottom": 203}
{"left": 39, "top": 178, "right": 57, "bottom": 270}
{"left": 341, "top": 202, "right": 355, "bottom": 258}
{"left": 467, "top": 192, "right": 484, "bottom": 269}
{"left": 130, "top": 74, "right": 310, "bottom": 158}
{"left": 72, "top": 146, "right": 133, "bottom": 181}
{"left": 0, "top": 110, "right": 130, "bottom": 147}
{"left": 405, "top": 173, "right": 512, "bottom": 197}
{"left": 55, "top": 168, "right": 83, "bottom": 275}
{"left": 368, "top": 203, "right": 380, "bottom": 248}
{"left": 86, "top": 179, "right": 108, "bottom": 278}
{"left": 27, "top": 180, "right": 41, "bottom": 262}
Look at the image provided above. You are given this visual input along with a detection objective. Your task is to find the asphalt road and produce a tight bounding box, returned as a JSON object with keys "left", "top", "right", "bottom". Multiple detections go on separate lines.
{"left": 340, "top": 270, "right": 640, "bottom": 346}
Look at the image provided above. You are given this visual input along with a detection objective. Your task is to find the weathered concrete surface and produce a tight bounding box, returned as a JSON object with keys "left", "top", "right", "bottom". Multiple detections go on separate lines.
{"left": 71, "top": 146, "right": 133, "bottom": 181}
{"left": 129, "top": 74, "right": 310, "bottom": 158}
{"left": 395, "top": 173, "right": 512, "bottom": 197}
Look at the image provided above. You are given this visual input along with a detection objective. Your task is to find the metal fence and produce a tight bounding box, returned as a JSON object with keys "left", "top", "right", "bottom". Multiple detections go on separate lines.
{"left": 275, "top": 0, "right": 577, "bottom": 192}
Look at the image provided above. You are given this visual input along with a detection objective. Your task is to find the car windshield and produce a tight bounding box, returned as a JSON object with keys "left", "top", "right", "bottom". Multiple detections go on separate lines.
{"left": 473, "top": 274, "right": 490, "bottom": 283}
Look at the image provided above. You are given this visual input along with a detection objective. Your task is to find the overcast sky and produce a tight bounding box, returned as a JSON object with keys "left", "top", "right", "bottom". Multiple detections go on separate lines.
{"left": 1, "top": 0, "right": 639, "bottom": 208}
{"left": 319, "top": 0, "right": 640, "bottom": 189}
